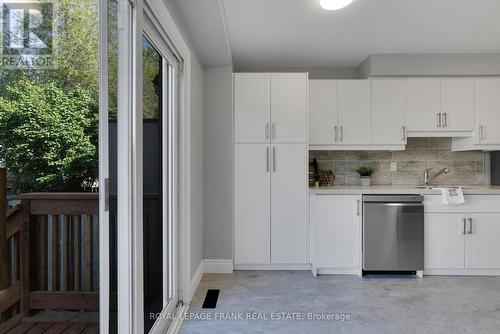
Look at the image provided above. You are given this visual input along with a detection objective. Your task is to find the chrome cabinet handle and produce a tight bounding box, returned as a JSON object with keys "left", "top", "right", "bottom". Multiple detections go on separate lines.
{"left": 356, "top": 199, "right": 360, "bottom": 216}
{"left": 479, "top": 125, "right": 484, "bottom": 141}
{"left": 266, "top": 147, "right": 270, "bottom": 172}
{"left": 340, "top": 126, "right": 343, "bottom": 142}
{"left": 272, "top": 147, "right": 277, "bottom": 172}
{"left": 271, "top": 123, "right": 276, "bottom": 140}
{"left": 401, "top": 126, "right": 406, "bottom": 141}
{"left": 443, "top": 113, "right": 447, "bottom": 128}
{"left": 462, "top": 218, "right": 467, "bottom": 235}
{"left": 437, "top": 113, "right": 442, "bottom": 128}
{"left": 468, "top": 218, "right": 473, "bottom": 234}
{"left": 265, "top": 123, "right": 270, "bottom": 140}
{"left": 334, "top": 126, "right": 338, "bottom": 142}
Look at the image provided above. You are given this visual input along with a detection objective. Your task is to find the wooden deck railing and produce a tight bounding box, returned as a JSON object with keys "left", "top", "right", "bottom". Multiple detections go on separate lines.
{"left": 0, "top": 185, "right": 100, "bottom": 327}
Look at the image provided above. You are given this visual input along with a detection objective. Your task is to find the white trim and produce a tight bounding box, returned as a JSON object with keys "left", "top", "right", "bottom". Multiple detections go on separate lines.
{"left": 234, "top": 264, "right": 310, "bottom": 271}
{"left": 316, "top": 268, "right": 362, "bottom": 276}
{"left": 204, "top": 259, "right": 234, "bottom": 274}
{"left": 146, "top": 0, "right": 193, "bottom": 306}
{"left": 424, "top": 269, "right": 500, "bottom": 276}
{"left": 309, "top": 144, "right": 406, "bottom": 151}
{"left": 190, "top": 260, "right": 205, "bottom": 300}
{"left": 98, "top": 0, "right": 110, "bottom": 332}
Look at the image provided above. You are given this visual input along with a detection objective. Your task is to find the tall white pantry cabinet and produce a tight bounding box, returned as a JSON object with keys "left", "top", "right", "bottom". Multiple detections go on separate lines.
{"left": 234, "top": 73, "right": 308, "bottom": 267}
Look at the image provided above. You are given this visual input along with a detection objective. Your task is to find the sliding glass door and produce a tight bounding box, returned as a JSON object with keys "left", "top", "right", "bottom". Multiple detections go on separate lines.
{"left": 143, "top": 7, "right": 180, "bottom": 333}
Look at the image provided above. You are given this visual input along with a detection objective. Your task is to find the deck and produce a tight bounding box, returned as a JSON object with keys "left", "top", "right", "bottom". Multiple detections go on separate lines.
{"left": 2, "top": 320, "right": 98, "bottom": 334}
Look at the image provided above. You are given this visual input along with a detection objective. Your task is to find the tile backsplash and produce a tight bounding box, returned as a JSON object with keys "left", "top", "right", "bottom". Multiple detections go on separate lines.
{"left": 310, "top": 138, "right": 487, "bottom": 186}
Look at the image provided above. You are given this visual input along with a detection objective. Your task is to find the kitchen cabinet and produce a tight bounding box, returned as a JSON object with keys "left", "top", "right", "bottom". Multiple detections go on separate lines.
{"left": 234, "top": 73, "right": 271, "bottom": 143}
{"left": 424, "top": 213, "right": 465, "bottom": 270}
{"left": 465, "top": 213, "right": 500, "bottom": 269}
{"left": 452, "top": 79, "right": 500, "bottom": 151}
{"left": 234, "top": 144, "right": 271, "bottom": 264}
{"left": 234, "top": 73, "right": 308, "bottom": 268}
{"left": 371, "top": 79, "right": 406, "bottom": 145}
{"left": 309, "top": 80, "right": 337, "bottom": 145}
{"left": 271, "top": 144, "right": 307, "bottom": 264}
{"left": 315, "top": 195, "right": 361, "bottom": 272}
{"left": 234, "top": 72, "right": 307, "bottom": 144}
{"left": 338, "top": 80, "right": 372, "bottom": 145}
{"left": 271, "top": 73, "right": 308, "bottom": 143}
{"left": 440, "top": 79, "right": 474, "bottom": 132}
{"left": 405, "top": 79, "right": 441, "bottom": 133}
{"left": 475, "top": 79, "right": 500, "bottom": 145}
{"left": 424, "top": 195, "right": 500, "bottom": 274}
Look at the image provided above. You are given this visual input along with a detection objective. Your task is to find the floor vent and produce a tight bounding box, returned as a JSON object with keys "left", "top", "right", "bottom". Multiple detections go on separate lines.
{"left": 202, "top": 289, "right": 220, "bottom": 309}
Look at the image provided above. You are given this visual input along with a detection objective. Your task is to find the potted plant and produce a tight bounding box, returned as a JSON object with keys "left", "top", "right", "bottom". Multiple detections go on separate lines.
{"left": 354, "top": 166, "right": 376, "bottom": 186}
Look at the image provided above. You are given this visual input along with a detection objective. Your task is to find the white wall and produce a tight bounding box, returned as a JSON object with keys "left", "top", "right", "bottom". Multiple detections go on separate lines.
{"left": 203, "top": 65, "right": 234, "bottom": 261}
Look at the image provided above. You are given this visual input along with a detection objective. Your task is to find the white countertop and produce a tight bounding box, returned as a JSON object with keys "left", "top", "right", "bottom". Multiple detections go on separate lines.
{"left": 309, "top": 185, "right": 500, "bottom": 195}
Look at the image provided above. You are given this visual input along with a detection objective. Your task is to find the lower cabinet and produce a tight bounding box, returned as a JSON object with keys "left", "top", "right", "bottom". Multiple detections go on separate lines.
{"left": 425, "top": 212, "right": 500, "bottom": 273}
{"left": 234, "top": 143, "right": 307, "bottom": 267}
{"left": 314, "top": 195, "right": 361, "bottom": 273}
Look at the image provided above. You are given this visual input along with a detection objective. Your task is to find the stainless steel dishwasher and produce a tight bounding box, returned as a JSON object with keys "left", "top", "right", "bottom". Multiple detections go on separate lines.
{"left": 363, "top": 195, "right": 424, "bottom": 274}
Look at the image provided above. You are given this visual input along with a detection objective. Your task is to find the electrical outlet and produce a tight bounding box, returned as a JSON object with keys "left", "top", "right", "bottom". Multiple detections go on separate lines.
{"left": 391, "top": 161, "right": 398, "bottom": 172}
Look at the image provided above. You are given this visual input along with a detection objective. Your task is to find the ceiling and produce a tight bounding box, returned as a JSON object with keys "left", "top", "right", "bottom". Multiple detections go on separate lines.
{"left": 169, "top": 0, "right": 500, "bottom": 69}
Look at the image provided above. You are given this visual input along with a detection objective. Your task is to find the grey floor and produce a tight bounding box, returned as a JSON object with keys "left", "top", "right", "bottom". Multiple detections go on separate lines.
{"left": 180, "top": 271, "right": 500, "bottom": 334}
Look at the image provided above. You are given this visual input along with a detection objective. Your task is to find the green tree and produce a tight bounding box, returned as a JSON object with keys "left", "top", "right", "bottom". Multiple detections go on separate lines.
{"left": 0, "top": 81, "right": 98, "bottom": 192}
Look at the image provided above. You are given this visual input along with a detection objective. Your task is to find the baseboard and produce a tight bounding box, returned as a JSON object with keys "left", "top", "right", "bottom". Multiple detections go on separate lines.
{"left": 189, "top": 260, "right": 205, "bottom": 302}
{"left": 204, "top": 259, "right": 234, "bottom": 274}
{"left": 234, "top": 264, "right": 310, "bottom": 271}
{"left": 424, "top": 269, "right": 500, "bottom": 276}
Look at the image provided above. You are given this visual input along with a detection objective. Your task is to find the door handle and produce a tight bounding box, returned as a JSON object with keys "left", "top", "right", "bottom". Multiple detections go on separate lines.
{"left": 442, "top": 113, "right": 447, "bottom": 128}
{"left": 265, "top": 123, "right": 270, "bottom": 140}
{"left": 468, "top": 218, "right": 473, "bottom": 234}
{"left": 340, "top": 126, "right": 343, "bottom": 142}
{"left": 356, "top": 199, "right": 360, "bottom": 216}
{"left": 334, "top": 126, "right": 338, "bottom": 142}
{"left": 272, "top": 147, "right": 277, "bottom": 172}
{"left": 271, "top": 123, "right": 276, "bottom": 140}
{"left": 479, "top": 125, "right": 484, "bottom": 141}
{"left": 401, "top": 126, "right": 406, "bottom": 141}
{"left": 462, "top": 218, "right": 467, "bottom": 235}
{"left": 266, "top": 147, "right": 270, "bottom": 172}
{"left": 437, "top": 113, "right": 442, "bottom": 128}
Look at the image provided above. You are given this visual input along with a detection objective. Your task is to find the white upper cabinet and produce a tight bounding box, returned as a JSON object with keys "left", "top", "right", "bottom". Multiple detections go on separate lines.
{"left": 371, "top": 80, "right": 406, "bottom": 145}
{"left": 441, "top": 79, "right": 474, "bottom": 132}
{"left": 271, "top": 73, "right": 308, "bottom": 143}
{"left": 337, "top": 80, "right": 372, "bottom": 145}
{"left": 234, "top": 73, "right": 307, "bottom": 144}
{"left": 308, "top": 80, "right": 338, "bottom": 145}
{"left": 405, "top": 79, "right": 441, "bottom": 132}
{"left": 234, "top": 73, "right": 271, "bottom": 143}
{"left": 475, "top": 79, "right": 500, "bottom": 144}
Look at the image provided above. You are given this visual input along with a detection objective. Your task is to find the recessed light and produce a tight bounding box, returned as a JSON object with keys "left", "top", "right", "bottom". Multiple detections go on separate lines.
{"left": 319, "top": 0, "right": 354, "bottom": 10}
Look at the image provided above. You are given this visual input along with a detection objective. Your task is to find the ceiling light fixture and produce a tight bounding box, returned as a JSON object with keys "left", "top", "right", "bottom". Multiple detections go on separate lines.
{"left": 319, "top": 0, "right": 354, "bottom": 10}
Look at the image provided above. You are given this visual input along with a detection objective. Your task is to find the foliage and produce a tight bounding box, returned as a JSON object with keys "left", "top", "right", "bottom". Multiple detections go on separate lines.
{"left": 354, "top": 166, "right": 376, "bottom": 177}
{"left": 0, "top": 81, "right": 98, "bottom": 192}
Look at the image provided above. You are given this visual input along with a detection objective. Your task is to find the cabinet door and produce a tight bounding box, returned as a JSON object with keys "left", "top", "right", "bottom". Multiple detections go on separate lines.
{"left": 270, "top": 73, "right": 307, "bottom": 143}
{"left": 270, "top": 144, "right": 307, "bottom": 264}
{"left": 466, "top": 214, "right": 500, "bottom": 269}
{"left": 406, "top": 79, "right": 441, "bottom": 132}
{"left": 372, "top": 80, "right": 406, "bottom": 145}
{"left": 475, "top": 79, "right": 500, "bottom": 144}
{"left": 337, "top": 80, "right": 372, "bottom": 145}
{"left": 234, "top": 73, "right": 271, "bottom": 143}
{"left": 309, "top": 80, "right": 338, "bottom": 145}
{"left": 234, "top": 144, "right": 271, "bottom": 264}
{"left": 316, "top": 195, "right": 360, "bottom": 269}
{"left": 441, "top": 79, "right": 474, "bottom": 132}
{"left": 424, "top": 213, "right": 465, "bottom": 270}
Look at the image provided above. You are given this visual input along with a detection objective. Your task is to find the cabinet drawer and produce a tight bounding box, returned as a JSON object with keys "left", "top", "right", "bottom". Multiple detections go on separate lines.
{"left": 424, "top": 195, "right": 500, "bottom": 213}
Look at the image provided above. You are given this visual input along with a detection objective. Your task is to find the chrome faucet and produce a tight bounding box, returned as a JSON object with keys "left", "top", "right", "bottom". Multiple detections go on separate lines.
{"left": 424, "top": 168, "right": 450, "bottom": 187}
